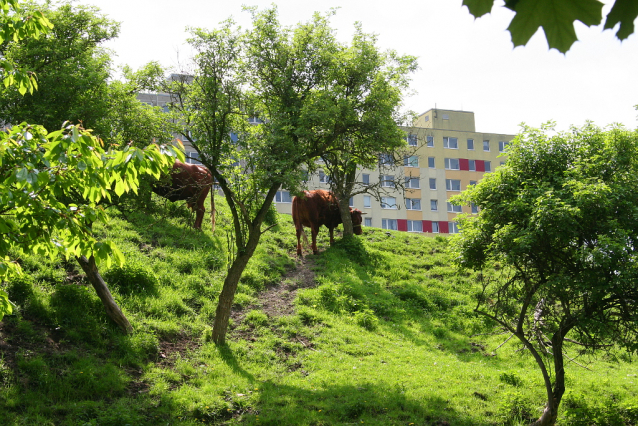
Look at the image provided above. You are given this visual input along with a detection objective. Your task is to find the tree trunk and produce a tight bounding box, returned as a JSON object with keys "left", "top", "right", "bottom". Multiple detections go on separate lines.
{"left": 76, "top": 255, "right": 133, "bottom": 334}
{"left": 337, "top": 169, "right": 357, "bottom": 237}
{"left": 529, "top": 335, "right": 567, "bottom": 426}
{"left": 338, "top": 195, "right": 354, "bottom": 236}
{"left": 210, "top": 187, "right": 216, "bottom": 233}
{"left": 211, "top": 251, "right": 253, "bottom": 345}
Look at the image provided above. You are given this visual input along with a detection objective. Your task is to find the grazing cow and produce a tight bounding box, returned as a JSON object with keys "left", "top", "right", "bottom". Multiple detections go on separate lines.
{"left": 292, "top": 189, "right": 364, "bottom": 256}
{"left": 152, "top": 160, "right": 215, "bottom": 231}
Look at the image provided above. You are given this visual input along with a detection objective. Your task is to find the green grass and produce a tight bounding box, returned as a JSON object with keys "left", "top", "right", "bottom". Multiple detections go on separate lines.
{"left": 0, "top": 195, "right": 636, "bottom": 425}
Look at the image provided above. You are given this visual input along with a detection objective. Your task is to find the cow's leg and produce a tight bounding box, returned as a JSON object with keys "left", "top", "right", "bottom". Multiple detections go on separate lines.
{"left": 194, "top": 207, "right": 204, "bottom": 230}
{"left": 329, "top": 227, "right": 335, "bottom": 245}
{"left": 311, "top": 226, "right": 319, "bottom": 255}
{"left": 296, "top": 226, "right": 303, "bottom": 257}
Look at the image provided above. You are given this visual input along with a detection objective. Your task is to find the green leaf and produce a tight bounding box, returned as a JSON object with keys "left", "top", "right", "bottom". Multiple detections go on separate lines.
{"left": 15, "top": 167, "right": 28, "bottom": 181}
{"left": 77, "top": 160, "right": 87, "bottom": 171}
{"left": 604, "top": 0, "right": 638, "bottom": 40}
{"left": 507, "top": 0, "right": 604, "bottom": 53}
{"left": 114, "top": 179, "right": 125, "bottom": 197}
{"left": 463, "top": 0, "right": 495, "bottom": 18}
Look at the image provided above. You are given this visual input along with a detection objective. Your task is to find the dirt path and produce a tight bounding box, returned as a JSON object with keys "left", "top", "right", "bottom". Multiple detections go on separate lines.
{"left": 230, "top": 256, "right": 317, "bottom": 331}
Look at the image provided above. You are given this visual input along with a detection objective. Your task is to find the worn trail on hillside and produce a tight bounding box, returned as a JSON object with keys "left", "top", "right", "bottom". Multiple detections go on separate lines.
{"left": 230, "top": 256, "right": 317, "bottom": 332}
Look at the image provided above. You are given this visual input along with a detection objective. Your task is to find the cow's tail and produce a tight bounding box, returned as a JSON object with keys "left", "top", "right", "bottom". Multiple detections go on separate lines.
{"left": 210, "top": 184, "right": 216, "bottom": 233}
{"left": 301, "top": 228, "right": 309, "bottom": 248}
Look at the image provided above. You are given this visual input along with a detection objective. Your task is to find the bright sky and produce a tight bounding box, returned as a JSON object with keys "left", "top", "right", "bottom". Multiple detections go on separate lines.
{"left": 84, "top": 0, "right": 637, "bottom": 135}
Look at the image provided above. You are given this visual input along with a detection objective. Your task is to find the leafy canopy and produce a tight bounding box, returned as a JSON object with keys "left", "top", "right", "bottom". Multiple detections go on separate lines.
{"left": 0, "top": 0, "right": 53, "bottom": 94}
{"left": 463, "top": 0, "right": 636, "bottom": 53}
{"left": 0, "top": 123, "right": 183, "bottom": 319}
{"left": 453, "top": 123, "right": 638, "bottom": 423}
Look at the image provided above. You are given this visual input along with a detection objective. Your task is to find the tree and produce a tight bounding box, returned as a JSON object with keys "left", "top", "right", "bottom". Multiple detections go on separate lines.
{"left": 314, "top": 25, "right": 417, "bottom": 236}
{"left": 0, "top": 122, "right": 182, "bottom": 327}
{"left": 0, "top": 2, "right": 177, "bottom": 148}
{"left": 452, "top": 123, "right": 638, "bottom": 425}
{"left": 0, "top": 1, "right": 117, "bottom": 132}
{"left": 463, "top": 0, "right": 638, "bottom": 53}
{"left": 0, "top": 0, "right": 53, "bottom": 96}
{"left": 167, "top": 7, "right": 408, "bottom": 344}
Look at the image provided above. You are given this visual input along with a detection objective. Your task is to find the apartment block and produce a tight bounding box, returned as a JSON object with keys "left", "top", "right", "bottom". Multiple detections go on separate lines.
{"left": 274, "top": 108, "right": 515, "bottom": 234}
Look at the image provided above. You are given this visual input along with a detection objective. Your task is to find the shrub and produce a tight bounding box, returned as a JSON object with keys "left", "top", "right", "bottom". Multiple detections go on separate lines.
{"left": 499, "top": 371, "right": 523, "bottom": 387}
{"left": 103, "top": 260, "right": 159, "bottom": 295}
{"left": 244, "top": 310, "right": 269, "bottom": 328}
{"left": 353, "top": 308, "right": 379, "bottom": 331}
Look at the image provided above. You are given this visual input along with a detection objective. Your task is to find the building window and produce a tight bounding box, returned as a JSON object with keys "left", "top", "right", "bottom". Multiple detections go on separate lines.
{"left": 444, "top": 158, "right": 460, "bottom": 170}
{"left": 428, "top": 156, "right": 435, "bottom": 168}
{"left": 186, "top": 151, "right": 201, "bottom": 165}
{"left": 349, "top": 197, "right": 354, "bottom": 207}
{"left": 405, "top": 177, "right": 420, "bottom": 189}
{"left": 469, "top": 180, "right": 477, "bottom": 186}
{"left": 407, "top": 220, "right": 423, "bottom": 232}
{"left": 467, "top": 139, "right": 474, "bottom": 150}
{"left": 362, "top": 173, "right": 370, "bottom": 185}
{"left": 424, "top": 115, "right": 429, "bottom": 122}
{"left": 485, "top": 161, "right": 492, "bottom": 172}
{"left": 471, "top": 203, "right": 479, "bottom": 214}
{"left": 449, "top": 222, "right": 460, "bottom": 234}
{"left": 379, "top": 153, "right": 394, "bottom": 166}
{"left": 382, "top": 219, "right": 398, "bottom": 230}
{"left": 319, "top": 170, "right": 330, "bottom": 183}
{"left": 469, "top": 159, "right": 476, "bottom": 171}
{"left": 446, "top": 179, "right": 461, "bottom": 191}
{"left": 404, "top": 155, "right": 419, "bottom": 168}
{"left": 443, "top": 137, "right": 458, "bottom": 149}
{"left": 432, "top": 221, "right": 440, "bottom": 233}
{"left": 430, "top": 199, "right": 438, "bottom": 211}
{"left": 363, "top": 195, "right": 371, "bottom": 208}
{"left": 483, "top": 140, "right": 490, "bottom": 151}
{"left": 364, "top": 217, "right": 372, "bottom": 227}
{"left": 427, "top": 136, "right": 434, "bottom": 147}
{"left": 500, "top": 161, "right": 506, "bottom": 166}
{"left": 381, "top": 197, "right": 397, "bottom": 209}
{"left": 381, "top": 175, "right": 395, "bottom": 188}
{"left": 442, "top": 114, "right": 449, "bottom": 120}
{"left": 275, "top": 190, "right": 292, "bottom": 203}
{"left": 447, "top": 202, "right": 462, "bottom": 213}
{"left": 429, "top": 178, "right": 437, "bottom": 190}
{"left": 499, "top": 141, "right": 509, "bottom": 152}
{"left": 407, "top": 134, "right": 418, "bottom": 146}
{"left": 405, "top": 198, "right": 421, "bottom": 210}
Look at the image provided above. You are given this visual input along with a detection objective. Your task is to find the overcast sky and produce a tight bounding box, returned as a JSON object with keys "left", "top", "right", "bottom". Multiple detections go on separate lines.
{"left": 84, "top": 0, "right": 637, "bottom": 135}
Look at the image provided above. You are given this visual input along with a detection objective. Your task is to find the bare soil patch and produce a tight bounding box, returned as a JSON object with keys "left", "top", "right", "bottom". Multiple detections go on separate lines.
{"left": 230, "top": 255, "right": 317, "bottom": 339}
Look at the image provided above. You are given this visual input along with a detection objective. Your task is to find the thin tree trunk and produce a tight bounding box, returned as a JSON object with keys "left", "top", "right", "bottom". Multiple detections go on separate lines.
{"left": 210, "top": 187, "right": 216, "bottom": 233}
{"left": 529, "top": 335, "right": 567, "bottom": 426}
{"left": 211, "top": 251, "right": 253, "bottom": 345}
{"left": 338, "top": 196, "right": 354, "bottom": 236}
{"left": 76, "top": 255, "right": 133, "bottom": 334}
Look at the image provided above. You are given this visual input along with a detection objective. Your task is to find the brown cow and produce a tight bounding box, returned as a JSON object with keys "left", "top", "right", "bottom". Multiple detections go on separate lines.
{"left": 292, "top": 189, "right": 363, "bottom": 256}
{"left": 152, "top": 160, "right": 215, "bottom": 231}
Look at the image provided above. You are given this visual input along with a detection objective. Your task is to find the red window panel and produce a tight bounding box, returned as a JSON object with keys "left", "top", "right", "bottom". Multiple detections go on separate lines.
{"left": 422, "top": 220, "right": 433, "bottom": 233}
{"left": 459, "top": 158, "right": 469, "bottom": 171}
{"left": 475, "top": 160, "right": 485, "bottom": 172}
{"left": 397, "top": 219, "right": 408, "bottom": 232}
{"left": 439, "top": 221, "right": 449, "bottom": 234}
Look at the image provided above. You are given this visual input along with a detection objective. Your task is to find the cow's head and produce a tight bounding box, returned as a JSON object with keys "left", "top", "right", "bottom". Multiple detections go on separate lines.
{"left": 349, "top": 208, "right": 364, "bottom": 235}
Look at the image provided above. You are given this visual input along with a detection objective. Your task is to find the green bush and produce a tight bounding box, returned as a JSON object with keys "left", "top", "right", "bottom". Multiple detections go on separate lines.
{"left": 244, "top": 309, "right": 269, "bottom": 328}
{"left": 353, "top": 308, "right": 379, "bottom": 331}
{"left": 103, "top": 260, "right": 159, "bottom": 295}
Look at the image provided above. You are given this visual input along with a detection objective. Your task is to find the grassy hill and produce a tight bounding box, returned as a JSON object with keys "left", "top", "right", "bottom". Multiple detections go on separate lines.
{"left": 0, "top": 197, "right": 636, "bottom": 425}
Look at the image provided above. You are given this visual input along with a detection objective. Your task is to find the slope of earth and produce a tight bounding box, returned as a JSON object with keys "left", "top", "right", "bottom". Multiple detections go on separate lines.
{"left": 0, "top": 197, "right": 636, "bottom": 425}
